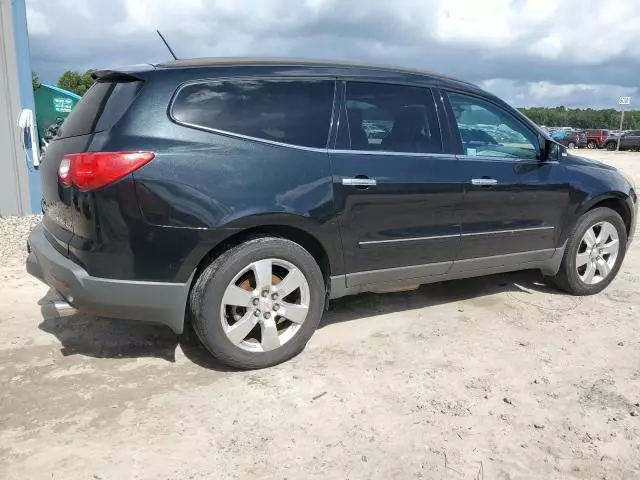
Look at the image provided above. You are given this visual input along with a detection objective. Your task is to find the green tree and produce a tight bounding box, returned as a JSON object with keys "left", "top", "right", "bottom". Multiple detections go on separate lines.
{"left": 32, "top": 71, "right": 41, "bottom": 90}
{"left": 518, "top": 106, "right": 640, "bottom": 130}
{"left": 57, "top": 69, "right": 95, "bottom": 96}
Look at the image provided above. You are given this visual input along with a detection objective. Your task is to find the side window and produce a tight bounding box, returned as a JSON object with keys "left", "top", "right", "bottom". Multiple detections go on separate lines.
{"left": 447, "top": 92, "right": 539, "bottom": 159}
{"left": 171, "top": 79, "right": 335, "bottom": 149}
{"left": 344, "top": 82, "right": 442, "bottom": 154}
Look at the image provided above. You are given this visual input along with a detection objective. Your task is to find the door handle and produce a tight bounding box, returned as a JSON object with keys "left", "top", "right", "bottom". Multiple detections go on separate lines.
{"left": 471, "top": 178, "right": 498, "bottom": 186}
{"left": 342, "top": 177, "right": 377, "bottom": 187}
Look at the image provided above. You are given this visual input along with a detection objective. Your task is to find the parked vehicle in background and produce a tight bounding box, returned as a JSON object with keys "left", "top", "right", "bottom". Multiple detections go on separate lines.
{"left": 585, "top": 129, "right": 610, "bottom": 149}
{"left": 604, "top": 130, "right": 640, "bottom": 151}
{"left": 26, "top": 58, "right": 638, "bottom": 369}
{"left": 550, "top": 128, "right": 586, "bottom": 149}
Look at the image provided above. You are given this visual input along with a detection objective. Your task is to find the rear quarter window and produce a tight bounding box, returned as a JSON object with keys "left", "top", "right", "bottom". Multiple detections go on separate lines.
{"left": 58, "top": 80, "right": 142, "bottom": 139}
{"left": 171, "top": 79, "right": 335, "bottom": 149}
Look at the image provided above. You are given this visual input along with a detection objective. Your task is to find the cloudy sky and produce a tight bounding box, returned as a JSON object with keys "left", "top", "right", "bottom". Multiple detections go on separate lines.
{"left": 26, "top": 0, "right": 639, "bottom": 108}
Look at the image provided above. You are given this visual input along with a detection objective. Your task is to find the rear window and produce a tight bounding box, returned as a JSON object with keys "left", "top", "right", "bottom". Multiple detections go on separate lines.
{"left": 171, "top": 79, "right": 335, "bottom": 149}
{"left": 58, "top": 80, "right": 142, "bottom": 139}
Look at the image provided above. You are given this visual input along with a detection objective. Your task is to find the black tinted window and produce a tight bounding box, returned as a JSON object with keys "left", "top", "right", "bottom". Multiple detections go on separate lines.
{"left": 343, "top": 82, "right": 442, "bottom": 153}
{"left": 58, "top": 82, "right": 111, "bottom": 138}
{"left": 58, "top": 80, "right": 141, "bottom": 138}
{"left": 95, "top": 81, "right": 142, "bottom": 132}
{"left": 172, "top": 79, "right": 335, "bottom": 149}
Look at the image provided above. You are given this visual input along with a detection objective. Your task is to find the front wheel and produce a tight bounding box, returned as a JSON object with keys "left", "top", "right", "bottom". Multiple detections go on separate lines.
{"left": 606, "top": 142, "right": 617, "bottom": 151}
{"left": 567, "top": 141, "right": 576, "bottom": 149}
{"left": 546, "top": 208, "right": 627, "bottom": 295}
{"left": 587, "top": 141, "right": 597, "bottom": 149}
{"left": 189, "top": 237, "right": 326, "bottom": 369}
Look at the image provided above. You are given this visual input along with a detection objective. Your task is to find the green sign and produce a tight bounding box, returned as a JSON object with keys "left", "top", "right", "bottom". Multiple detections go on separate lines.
{"left": 53, "top": 97, "right": 74, "bottom": 114}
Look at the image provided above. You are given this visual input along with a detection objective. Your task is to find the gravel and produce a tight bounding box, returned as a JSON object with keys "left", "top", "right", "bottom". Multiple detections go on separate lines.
{"left": 0, "top": 215, "right": 42, "bottom": 266}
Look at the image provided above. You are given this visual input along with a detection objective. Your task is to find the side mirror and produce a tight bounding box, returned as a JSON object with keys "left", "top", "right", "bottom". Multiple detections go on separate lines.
{"left": 539, "top": 135, "right": 561, "bottom": 162}
{"left": 538, "top": 134, "right": 553, "bottom": 161}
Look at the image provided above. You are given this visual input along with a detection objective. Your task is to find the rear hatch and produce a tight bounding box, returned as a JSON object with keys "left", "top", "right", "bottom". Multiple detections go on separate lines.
{"left": 39, "top": 72, "right": 146, "bottom": 255}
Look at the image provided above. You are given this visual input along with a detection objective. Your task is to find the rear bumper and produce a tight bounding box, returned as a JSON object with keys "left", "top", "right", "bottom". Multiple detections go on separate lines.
{"left": 26, "top": 223, "right": 190, "bottom": 333}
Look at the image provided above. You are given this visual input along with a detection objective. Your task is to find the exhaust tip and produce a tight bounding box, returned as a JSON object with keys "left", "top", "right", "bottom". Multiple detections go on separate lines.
{"left": 50, "top": 300, "right": 78, "bottom": 318}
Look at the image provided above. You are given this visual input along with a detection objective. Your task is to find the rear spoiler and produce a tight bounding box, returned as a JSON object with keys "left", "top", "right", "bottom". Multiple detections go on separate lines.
{"left": 92, "top": 64, "right": 156, "bottom": 82}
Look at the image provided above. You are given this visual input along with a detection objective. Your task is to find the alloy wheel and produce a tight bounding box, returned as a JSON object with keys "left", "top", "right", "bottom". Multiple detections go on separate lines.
{"left": 219, "top": 258, "right": 310, "bottom": 352}
{"left": 576, "top": 221, "right": 619, "bottom": 285}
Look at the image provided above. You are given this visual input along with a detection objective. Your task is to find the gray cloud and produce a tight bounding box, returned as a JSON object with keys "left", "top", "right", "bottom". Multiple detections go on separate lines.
{"left": 26, "top": 0, "right": 640, "bottom": 108}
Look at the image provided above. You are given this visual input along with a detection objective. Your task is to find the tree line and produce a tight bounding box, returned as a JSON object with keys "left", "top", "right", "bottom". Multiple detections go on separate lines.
{"left": 34, "top": 70, "right": 638, "bottom": 130}
{"left": 518, "top": 106, "right": 637, "bottom": 130}
{"left": 56, "top": 70, "right": 96, "bottom": 96}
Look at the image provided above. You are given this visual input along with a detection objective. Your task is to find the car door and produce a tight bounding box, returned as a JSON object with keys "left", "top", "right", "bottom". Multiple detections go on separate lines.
{"left": 330, "top": 81, "right": 463, "bottom": 288}
{"left": 619, "top": 131, "right": 639, "bottom": 149}
{"left": 618, "top": 133, "right": 630, "bottom": 149}
{"left": 628, "top": 131, "right": 640, "bottom": 149}
{"left": 440, "top": 90, "right": 570, "bottom": 271}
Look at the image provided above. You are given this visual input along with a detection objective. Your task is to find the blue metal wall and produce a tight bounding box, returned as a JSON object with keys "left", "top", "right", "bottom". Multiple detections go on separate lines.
{"left": 12, "top": 0, "right": 41, "bottom": 213}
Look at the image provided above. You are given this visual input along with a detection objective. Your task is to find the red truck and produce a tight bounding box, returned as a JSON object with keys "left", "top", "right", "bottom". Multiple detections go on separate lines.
{"left": 585, "top": 129, "right": 610, "bottom": 149}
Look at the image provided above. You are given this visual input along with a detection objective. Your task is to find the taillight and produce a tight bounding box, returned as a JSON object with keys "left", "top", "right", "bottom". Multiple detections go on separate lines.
{"left": 58, "top": 151, "right": 155, "bottom": 191}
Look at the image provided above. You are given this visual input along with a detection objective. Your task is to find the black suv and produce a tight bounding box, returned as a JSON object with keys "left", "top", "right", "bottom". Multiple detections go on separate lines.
{"left": 605, "top": 131, "right": 640, "bottom": 151}
{"left": 27, "top": 58, "right": 637, "bottom": 369}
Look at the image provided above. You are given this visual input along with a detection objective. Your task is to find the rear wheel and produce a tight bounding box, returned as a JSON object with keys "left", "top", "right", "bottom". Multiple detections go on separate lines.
{"left": 546, "top": 208, "right": 627, "bottom": 295}
{"left": 189, "top": 237, "right": 325, "bottom": 369}
{"left": 606, "top": 141, "right": 617, "bottom": 151}
{"left": 567, "top": 141, "right": 576, "bottom": 149}
{"left": 587, "top": 140, "right": 597, "bottom": 149}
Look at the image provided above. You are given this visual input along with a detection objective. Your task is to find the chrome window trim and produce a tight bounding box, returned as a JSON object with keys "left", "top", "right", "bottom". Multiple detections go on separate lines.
{"left": 164, "top": 122, "right": 462, "bottom": 157}
{"left": 358, "top": 226, "right": 554, "bottom": 247}
{"left": 330, "top": 149, "right": 457, "bottom": 158}
{"left": 169, "top": 121, "right": 331, "bottom": 153}
{"left": 457, "top": 154, "right": 559, "bottom": 165}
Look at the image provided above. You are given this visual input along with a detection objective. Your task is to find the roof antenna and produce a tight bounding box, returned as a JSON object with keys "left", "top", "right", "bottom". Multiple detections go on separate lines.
{"left": 156, "top": 29, "right": 178, "bottom": 60}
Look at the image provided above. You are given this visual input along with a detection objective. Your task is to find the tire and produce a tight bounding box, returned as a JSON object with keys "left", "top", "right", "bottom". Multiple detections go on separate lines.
{"left": 587, "top": 141, "right": 597, "bottom": 149}
{"left": 546, "top": 207, "right": 627, "bottom": 296}
{"left": 189, "top": 237, "right": 325, "bottom": 369}
{"left": 567, "top": 142, "right": 576, "bottom": 149}
{"left": 606, "top": 141, "right": 617, "bottom": 151}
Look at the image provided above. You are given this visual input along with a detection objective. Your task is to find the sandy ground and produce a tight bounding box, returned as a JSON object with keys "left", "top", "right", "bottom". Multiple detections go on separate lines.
{"left": 1, "top": 150, "right": 639, "bottom": 480}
